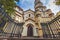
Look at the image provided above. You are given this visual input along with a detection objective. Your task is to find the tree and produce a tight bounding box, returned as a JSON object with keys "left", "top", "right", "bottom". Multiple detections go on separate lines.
{"left": 0, "top": 0, "right": 19, "bottom": 16}
{"left": 55, "top": 0, "right": 60, "bottom": 5}
{"left": 0, "top": 0, "right": 19, "bottom": 28}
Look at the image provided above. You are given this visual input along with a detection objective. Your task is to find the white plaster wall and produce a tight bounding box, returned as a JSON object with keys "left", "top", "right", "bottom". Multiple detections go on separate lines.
{"left": 33, "top": 26, "right": 38, "bottom": 36}
{"left": 22, "top": 26, "right": 27, "bottom": 36}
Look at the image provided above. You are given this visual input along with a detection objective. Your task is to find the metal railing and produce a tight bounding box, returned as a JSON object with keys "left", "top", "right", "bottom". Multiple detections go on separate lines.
{"left": 0, "top": 32, "right": 60, "bottom": 38}
{"left": 0, "top": 4, "right": 23, "bottom": 39}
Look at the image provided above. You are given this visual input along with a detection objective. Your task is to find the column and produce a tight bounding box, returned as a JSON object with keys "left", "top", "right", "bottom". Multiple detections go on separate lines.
{"left": 38, "top": 22, "right": 43, "bottom": 38}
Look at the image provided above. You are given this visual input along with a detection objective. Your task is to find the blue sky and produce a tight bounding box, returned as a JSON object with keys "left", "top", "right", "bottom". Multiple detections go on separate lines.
{"left": 16, "top": 0, "right": 60, "bottom": 15}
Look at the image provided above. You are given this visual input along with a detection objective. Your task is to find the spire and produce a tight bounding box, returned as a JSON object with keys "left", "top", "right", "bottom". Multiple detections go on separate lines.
{"left": 34, "top": 0, "right": 43, "bottom": 9}
{"left": 34, "top": 0, "right": 45, "bottom": 11}
{"left": 35, "top": 0, "right": 43, "bottom": 5}
{"left": 35, "top": 0, "right": 40, "bottom": 3}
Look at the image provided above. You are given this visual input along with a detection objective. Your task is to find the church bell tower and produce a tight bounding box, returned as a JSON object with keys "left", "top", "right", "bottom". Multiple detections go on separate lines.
{"left": 35, "top": 0, "right": 43, "bottom": 11}
{"left": 34, "top": 0, "right": 44, "bottom": 37}
{"left": 35, "top": 0, "right": 46, "bottom": 17}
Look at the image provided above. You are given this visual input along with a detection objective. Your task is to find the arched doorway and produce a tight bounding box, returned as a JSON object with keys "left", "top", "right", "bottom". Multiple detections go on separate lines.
{"left": 27, "top": 24, "right": 33, "bottom": 37}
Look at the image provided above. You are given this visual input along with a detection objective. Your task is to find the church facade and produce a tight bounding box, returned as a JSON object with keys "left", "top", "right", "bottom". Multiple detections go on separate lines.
{"left": 3, "top": 0, "right": 60, "bottom": 38}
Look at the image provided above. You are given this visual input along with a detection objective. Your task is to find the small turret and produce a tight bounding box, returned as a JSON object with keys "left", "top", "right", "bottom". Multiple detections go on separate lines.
{"left": 35, "top": 0, "right": 46, "bottom": 12}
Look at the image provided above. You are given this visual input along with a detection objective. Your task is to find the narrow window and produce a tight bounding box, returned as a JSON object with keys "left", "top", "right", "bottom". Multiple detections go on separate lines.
{"left": 29, "top": 14, "right": 30, "bottom": 17}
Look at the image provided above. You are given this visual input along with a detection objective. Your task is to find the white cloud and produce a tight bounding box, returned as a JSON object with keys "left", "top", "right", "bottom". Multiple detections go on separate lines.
{"left": 18, "top": 0, "right": 34, "bottom": 11}
{"left": 18, "top": 0, "right": 60, "bottom": 15}
{"left": 46, "top": 0, "right": 60, "bottom": 15}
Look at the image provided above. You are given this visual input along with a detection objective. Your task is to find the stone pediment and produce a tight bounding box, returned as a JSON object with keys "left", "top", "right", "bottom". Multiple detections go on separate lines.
{"left": 25, "top": 18, "right": 35, "bottom": 22}
{"left": 24, "top": 9, "right": 35, "bottom": 13}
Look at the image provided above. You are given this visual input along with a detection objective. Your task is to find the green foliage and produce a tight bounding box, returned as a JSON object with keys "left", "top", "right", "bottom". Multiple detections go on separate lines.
{"left": 0, "top": 0, "right": 19, "bottom": 16}
{"left": 0, "top": 14, "right": 7, "bottom": 24}
{"left": 0, "top": 27, "right": 3, "bottom": 31}
{"left": 0, "top": 14, "right": 3, "bottom": 24}
{"left": 15, "top": 0, "right": 19, "bottom": 2}
{"left": 55, "top": 0, "right": 60, "bottom": 5}
{"left": 0, "top": 0, "right": 19, "bottom": 29}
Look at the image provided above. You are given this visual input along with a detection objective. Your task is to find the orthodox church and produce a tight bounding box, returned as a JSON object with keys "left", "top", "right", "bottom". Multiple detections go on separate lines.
{"left": 3, "top": 0, "right": 60, "bottom": 38}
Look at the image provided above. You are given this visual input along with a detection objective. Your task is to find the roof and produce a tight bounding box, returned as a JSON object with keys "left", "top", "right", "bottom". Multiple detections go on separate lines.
{"left": 24, "top": 9, "right": 35, "bottom": 12}
{"left": 15, "top": 6, "right": 23, "bottom": 11}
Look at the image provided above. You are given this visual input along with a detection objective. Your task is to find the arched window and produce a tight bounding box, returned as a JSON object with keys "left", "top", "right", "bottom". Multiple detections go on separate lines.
{"left": 29, "top": 14, "right": 30, "bottom": 17}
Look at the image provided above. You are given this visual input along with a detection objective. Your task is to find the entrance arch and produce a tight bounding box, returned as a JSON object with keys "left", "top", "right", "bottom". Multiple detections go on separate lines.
{"left": 27, "top": 24, "right": 33, "bottom": 36}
